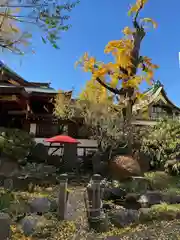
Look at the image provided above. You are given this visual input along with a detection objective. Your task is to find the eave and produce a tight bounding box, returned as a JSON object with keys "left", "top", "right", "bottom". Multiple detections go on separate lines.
{"left": 133, "top": 86, "right": 180, "bottom": 113}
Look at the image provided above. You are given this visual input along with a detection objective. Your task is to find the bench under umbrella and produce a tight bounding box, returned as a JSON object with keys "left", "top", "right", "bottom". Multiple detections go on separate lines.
{"left": 45, "top": 135, "right": 79, "bottom": 144}
{"left": 45, "top": 135, "right": 80, "bottom": 172}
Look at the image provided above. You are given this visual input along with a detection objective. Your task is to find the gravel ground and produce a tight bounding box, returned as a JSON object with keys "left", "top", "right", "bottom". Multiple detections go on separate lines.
{"left": 104, "top": 220, "right": 180, "bottom": 240}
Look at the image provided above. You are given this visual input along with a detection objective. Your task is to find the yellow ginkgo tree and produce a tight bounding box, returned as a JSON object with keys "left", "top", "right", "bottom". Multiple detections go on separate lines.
{"left": 76, "top": 0, "right": 159, "bottom": 153}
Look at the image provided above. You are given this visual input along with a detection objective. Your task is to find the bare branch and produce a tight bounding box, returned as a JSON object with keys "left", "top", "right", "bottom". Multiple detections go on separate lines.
{"left": 96, "top": 77, "right": 121, "bottom": 95}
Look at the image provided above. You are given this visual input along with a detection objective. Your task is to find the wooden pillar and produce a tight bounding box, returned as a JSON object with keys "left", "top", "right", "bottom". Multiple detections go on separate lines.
{"left": 58, "top": 173, "right": 68, "bottom": 220}
{"left": 30, "top": 123, "right": 37, "bottom": 136}
{"left": 22, "top": 119, "right": 30, "bottom": 133}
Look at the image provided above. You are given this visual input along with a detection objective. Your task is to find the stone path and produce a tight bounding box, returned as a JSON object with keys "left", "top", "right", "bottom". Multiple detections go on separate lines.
{"left": 67, "top": 186, "right": 87, "bottom": 221}
{"left": 66, "top": 186, "right": 102, "bottom": 240}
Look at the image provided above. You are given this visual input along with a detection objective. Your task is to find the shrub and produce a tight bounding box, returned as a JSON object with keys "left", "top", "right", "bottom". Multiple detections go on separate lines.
{"left": 141, "top": 119, "right": 180, "bottom": 171}
{"left": 0, "top": 128, "right": 35, "bottom": 162}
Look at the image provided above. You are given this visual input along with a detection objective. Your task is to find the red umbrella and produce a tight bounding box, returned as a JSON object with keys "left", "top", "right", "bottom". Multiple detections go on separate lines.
{"left": 45, "top": 135, "right": 80, "bottom": 144}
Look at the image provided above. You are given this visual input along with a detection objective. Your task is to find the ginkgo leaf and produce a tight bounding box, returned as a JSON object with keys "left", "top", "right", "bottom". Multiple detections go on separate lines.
{"left": 128, "top": 4, "right": 139, "bottom": 16}
{"left": 123, "top": 27, "right": 133, "bottom": 35}
{"left": 140, "top": 18, "right": 158, "bottom": 28}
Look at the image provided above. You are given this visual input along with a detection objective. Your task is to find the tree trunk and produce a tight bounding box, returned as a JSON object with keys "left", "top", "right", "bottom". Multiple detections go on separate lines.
{"left": 126, "top": 99, "right": 133, "bottom": 155}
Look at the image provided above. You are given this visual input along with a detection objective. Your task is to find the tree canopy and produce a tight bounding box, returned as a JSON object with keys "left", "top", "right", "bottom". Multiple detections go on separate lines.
{"left": 0, "top": 0, "right": 78, "bottom": 54}
{"left": 76, "top": 0, "right": 158, "bottom": 106}
{"left": 76, "top": 0, "right": 159, "bottom": 152}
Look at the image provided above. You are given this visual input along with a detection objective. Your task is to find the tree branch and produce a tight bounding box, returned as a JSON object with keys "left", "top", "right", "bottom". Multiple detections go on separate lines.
{"left": 96, "top": 77, "right": 121, "bottom": 95}
{"left": 133, "top": 1, "right": 144, "bottom": 29}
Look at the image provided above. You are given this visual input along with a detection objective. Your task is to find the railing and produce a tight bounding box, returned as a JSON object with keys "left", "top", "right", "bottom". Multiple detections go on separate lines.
{"left": 150, "top": 113, "right": 180, "bottom": 121}
{"left": 47, "top": 144, "right": 98, "bottom": 158}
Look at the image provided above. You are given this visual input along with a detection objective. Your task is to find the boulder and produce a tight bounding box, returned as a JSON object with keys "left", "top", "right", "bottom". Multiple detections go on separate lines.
{"left": 102, "top": 187, "right": 127, "bottom": 201}
{"left": 138, "top": 207, "right": 153, "bottom": 222}
{"left": 0, "top": 213, "right": 11, "bottom": 240}
{"left": 124, "top": 193, "right": 141, "bottom": 210}
{"left": 29, "top": 197, "right": 51, "bottom": 214}
{"left": 162, "top": 194, "right": 180, "bottom": 204}
{"left": 20, "top": 215, "right": 48, "bottom": 236}
{"left": 108, "top": 208, "right": 139, "bottom": 227}
{"left": 109, "top": 155, "right": 142, "bottom": 180}
{"left": 138, "top": 191, "right": 164, "bottom": 207}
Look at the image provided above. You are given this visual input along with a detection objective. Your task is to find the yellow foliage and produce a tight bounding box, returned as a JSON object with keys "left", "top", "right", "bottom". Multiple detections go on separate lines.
{"left": 123, "top": 27, "right": 133, "bottom": 36}
{"left": 76, "top": 0, "right": 158, "bottom": 103}
{"left": 128, "top": 0, "right": 148, "bottom": 16}
{"left": 79, "top": 78, "right": 110, "bottom": 104}
{"left": 104, "top": 39, "right": 133, "bottom": 54}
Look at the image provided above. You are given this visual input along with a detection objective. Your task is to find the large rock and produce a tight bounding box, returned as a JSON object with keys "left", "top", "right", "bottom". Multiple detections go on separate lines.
{"left": 20, "top": 215, "right": 48, "bottom": 236}
{"left": 139, "top": 207, "right": 152, "bottom": 221}
{"left": 138, "top": 191, "right": 164, "bottom": 207}
{"left": 0, "top": 213, "right": 11, "bottom": 240}
{"left": 109, "top": 208, "right": 139, "bottom": 227}
{"left": 102, "top": 187, "right": 127, "bottom": 201}
{"left": 29, "top": 197, "right": 51, "bottom": 214}
{"left": 109, "top": 155, "right": 142, "bottom": 180}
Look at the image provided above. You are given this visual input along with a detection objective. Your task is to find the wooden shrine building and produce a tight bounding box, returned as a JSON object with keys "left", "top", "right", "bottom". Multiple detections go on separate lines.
{"left": 0, "top": 61, "right": 74, "bottom": 137}
{"left": 132, "top": 81, "right": 180, "bottom": 126}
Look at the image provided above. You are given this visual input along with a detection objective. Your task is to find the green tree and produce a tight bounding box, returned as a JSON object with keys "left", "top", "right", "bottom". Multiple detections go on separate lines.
{"left": 141, "top": 119, "right": 180, "bottom": 172}
{"left": 0, "top": 0, "right": 79, "bottom": 54}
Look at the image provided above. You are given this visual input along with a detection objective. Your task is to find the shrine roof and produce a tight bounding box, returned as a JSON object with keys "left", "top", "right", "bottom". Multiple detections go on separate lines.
{"left": 133, "top": 81, "right": 180, "bottom": 112}
{"left": 24, "top": 86, "right": 57, "bottom": 94}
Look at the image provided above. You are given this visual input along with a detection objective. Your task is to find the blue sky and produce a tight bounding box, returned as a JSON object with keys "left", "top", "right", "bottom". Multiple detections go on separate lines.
{"left": 1, "top": 0, "right": 180, "bottom": 105}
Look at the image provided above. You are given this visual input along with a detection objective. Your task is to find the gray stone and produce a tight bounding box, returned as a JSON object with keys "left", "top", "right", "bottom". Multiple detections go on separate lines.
{"left": 102, "top": 187, "right": 126, "bottom": 201}
{"left": 139, "top": 208, "right": 151, "bottom": 221}
{"left": 109, "top": 208, "right": 139, "bottom": 227}
{"left": 21, "top": 215, "right": 38, "bottom": 236}
{"left": 165, "top": 194, "right": 180, "bottom": 204}
{"left": 138, "top": 191, "right": 164, "bottom": 206}
{"left": 21, "top": 215, "right": 48, "bottom": 236}
{"left": 29, "top": 197, "right": 51, "bottom": 214}
{"left": 0, "top": 213, "right": 11, "bottom": 240}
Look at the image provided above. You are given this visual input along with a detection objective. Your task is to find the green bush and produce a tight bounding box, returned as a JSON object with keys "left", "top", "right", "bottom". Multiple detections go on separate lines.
{"left": 141, "top": 119, "right": 180, "bottom": 173}
{"left": 0, "top": 128, "right": 35, "bottom": 162}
